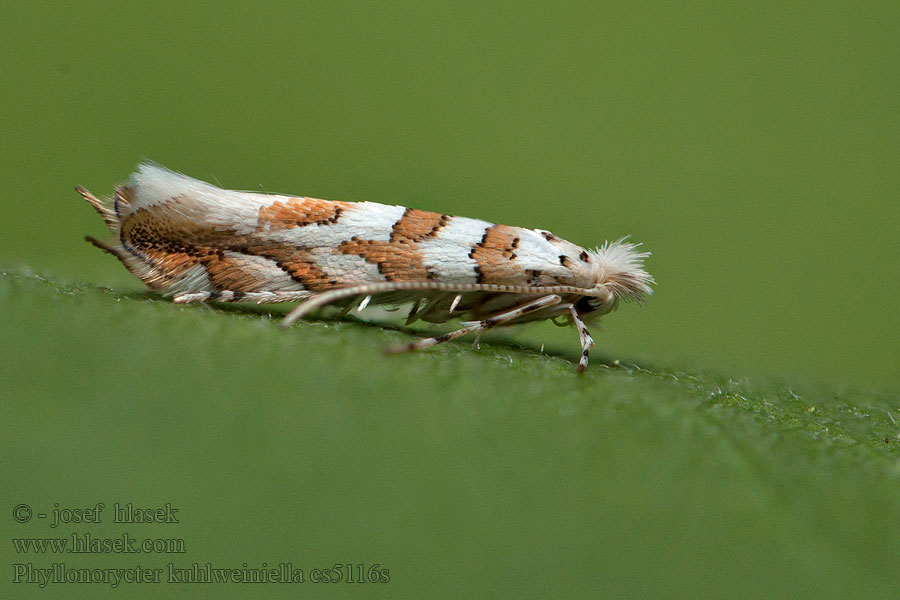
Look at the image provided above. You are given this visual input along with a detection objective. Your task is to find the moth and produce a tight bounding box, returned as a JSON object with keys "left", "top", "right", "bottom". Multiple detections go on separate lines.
{"left": 79, "top": 164, "right": 653, "bottom": 372}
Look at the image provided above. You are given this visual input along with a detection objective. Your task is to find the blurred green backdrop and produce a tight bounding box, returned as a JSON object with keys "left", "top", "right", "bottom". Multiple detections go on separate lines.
{"left": 2, "top": 1, "right": 898, "bottom": 390}
{"left": 2, "top": 2, "right": 899, "bottom": 599}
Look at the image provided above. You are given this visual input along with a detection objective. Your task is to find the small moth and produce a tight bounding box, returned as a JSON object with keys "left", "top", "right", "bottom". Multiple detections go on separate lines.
{"left": 79, "top": 164, "right": 653, "bottom": 372}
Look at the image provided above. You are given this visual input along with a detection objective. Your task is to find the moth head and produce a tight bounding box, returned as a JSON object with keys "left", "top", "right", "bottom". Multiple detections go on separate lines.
{"left": 579, "top": 239, "right": 654, "bottom": 316}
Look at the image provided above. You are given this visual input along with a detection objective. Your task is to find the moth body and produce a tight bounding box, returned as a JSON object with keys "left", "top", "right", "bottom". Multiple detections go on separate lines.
{"left": 80, "top": 164, "right": 653, "bottom": 372}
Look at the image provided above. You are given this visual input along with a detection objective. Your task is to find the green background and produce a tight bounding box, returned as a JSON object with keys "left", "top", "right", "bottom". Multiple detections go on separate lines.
{"left": 2, "top": 2, "right": 898, "bottom": 598}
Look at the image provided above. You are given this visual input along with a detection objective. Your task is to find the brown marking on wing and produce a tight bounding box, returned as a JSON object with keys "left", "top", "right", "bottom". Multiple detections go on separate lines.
{"left": 201, "top": 253, "right": 261, "bottom": 291}
{"left": 541, "top": 230, "right": 559, "bottom": 242}
{"left": 122, "top": 199, "right": 251, "bottom": 250}
{"left": 338, "top": 238, "right": 428, "bottom": 281}
{"left": 337, "top": 209, "right": 449, "bottom": 281}
{"left": 390, "top": 208, "right": 449, "bottom": 243}
{"left": 120, "top": 204, "right": 335, "bottom": 292}
{"left": 257, "top": 197, "right": 352, "bottom": 230}
{"left": 469, "top": 225, "right": 523, "bottom": 284}
{"left": 244, "top": 246, "right": 336, "bottom": 290}
{"left": 525, "top": 269, "right": 543, "bottom": 286}
{"left": 119, "top": 208, "right": 208, "bottom": 286}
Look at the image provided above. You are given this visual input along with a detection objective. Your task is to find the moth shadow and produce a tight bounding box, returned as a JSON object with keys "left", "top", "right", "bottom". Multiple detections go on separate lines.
{"left": 199, "top": 299, "right": 639, "bottom": 372}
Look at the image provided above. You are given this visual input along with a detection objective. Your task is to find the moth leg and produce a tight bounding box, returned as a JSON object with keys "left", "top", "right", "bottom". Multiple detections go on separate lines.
{"left": 405, "top": 299, "right": 422, "bottom": 325}
{"left": 472, "top": 331, "right": 484, "bottom": 349}
{"left": 568, "top": 305, "right": 595, "bottom": 374}
{"left": 336, "top": 294, "right": 372, "bottom": 317}
{"left": 281, "top": 285, "right": 386, "bottom": 327}
{"left": 337, "top": 300, "right": 356, "bottom": 318}
{"left": 385, "top": 294, "right": 562, "bottom": 355}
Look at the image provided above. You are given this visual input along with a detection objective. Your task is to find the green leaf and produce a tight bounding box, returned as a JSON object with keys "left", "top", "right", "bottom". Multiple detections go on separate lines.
{"left": 2, "top": 269, "right": 898, "bottom": 598}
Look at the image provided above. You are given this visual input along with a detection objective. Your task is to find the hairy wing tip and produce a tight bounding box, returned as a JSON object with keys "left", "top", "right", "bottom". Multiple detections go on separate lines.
{"left": 593, "top": 238, "right": 655, "bottom": 302}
